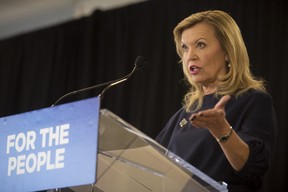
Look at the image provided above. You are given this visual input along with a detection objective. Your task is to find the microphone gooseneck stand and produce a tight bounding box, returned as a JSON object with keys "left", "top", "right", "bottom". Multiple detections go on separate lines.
{"left": 48, "top": 56, "right": 147, "bottom": 192}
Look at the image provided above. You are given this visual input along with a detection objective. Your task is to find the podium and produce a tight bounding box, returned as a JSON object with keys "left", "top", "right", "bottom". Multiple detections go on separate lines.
{"left": 0, "top": 97, "right": 227, "bottom": 191}
{"left": 69, "top": 109, "right": 228, "bottom": 192}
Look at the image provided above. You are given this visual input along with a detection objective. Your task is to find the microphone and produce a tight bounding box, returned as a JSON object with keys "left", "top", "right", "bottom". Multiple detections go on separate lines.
{"left": 51, "top": 56, "right": 146, "bottom": 107}
{"left": 98, "top": 56, "right": 145, "bottom": 99}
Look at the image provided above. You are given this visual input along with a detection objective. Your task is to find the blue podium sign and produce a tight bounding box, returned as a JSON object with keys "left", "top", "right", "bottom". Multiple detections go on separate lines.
{"left": 0, "top": 97, "right": 100, "bottom": 192}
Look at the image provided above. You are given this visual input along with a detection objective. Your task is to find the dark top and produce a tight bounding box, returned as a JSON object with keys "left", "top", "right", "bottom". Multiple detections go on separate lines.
{"left": 156, "top": 89, "right": 277, "bottom": 192}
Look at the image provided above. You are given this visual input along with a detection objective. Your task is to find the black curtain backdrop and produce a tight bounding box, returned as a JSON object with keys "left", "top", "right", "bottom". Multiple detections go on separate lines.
{"left": 0, "top": 0, "right": 287, "bottom": 191}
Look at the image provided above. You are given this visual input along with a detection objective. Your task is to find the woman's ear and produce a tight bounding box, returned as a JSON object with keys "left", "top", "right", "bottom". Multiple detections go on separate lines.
{"left": 225, "top": 55, "right": 229, "bottom": 62}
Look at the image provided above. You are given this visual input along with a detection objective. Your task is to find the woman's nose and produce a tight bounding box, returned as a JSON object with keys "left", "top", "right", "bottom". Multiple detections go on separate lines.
{"left": 186, "top": 49, "right": 198, "bottom": 61}
{"left": 186, "top": 47, "right": 198, "bottom": 60}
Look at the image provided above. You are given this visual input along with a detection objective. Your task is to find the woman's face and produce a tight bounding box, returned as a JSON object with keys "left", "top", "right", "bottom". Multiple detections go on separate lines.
{"left": 181, "top": 23, "right": 227, "bottom": 89}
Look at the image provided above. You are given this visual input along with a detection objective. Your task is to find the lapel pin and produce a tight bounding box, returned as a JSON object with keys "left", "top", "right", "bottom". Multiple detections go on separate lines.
{"left": 179, "top": 118, "right": 188, "bottom": 127}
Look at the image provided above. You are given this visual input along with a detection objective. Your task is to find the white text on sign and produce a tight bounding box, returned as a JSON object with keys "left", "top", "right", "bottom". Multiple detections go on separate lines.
{"left": 6, "top": 124, "right": 70, "bottom": 176}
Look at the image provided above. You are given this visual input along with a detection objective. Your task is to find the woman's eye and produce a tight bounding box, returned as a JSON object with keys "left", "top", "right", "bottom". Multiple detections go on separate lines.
{"left": 197, "top": 42, "right": 205, "bottom": 49}
{"left": 181, "top": 44, "right": 188, "bottom": 51}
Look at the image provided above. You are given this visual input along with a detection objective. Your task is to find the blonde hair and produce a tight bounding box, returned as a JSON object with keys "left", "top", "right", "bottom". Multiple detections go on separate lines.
{"left": 173, "top": 10, "right": 266, "bottom": 111}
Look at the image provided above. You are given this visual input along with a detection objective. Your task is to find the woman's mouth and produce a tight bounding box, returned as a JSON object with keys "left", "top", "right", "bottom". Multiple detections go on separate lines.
{"left": 189, "top": 65, "right": 201, "bottom": 75}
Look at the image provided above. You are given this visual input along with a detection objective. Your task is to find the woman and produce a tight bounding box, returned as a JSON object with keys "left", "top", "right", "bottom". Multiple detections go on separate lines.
{"left": 156, "top": 10, "right": 277, "bottom": 191}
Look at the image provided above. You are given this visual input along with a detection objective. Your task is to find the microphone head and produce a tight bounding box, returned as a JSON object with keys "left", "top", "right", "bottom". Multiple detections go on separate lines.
{"left": 134, "top": 55, "right": 148, "bottom": 71}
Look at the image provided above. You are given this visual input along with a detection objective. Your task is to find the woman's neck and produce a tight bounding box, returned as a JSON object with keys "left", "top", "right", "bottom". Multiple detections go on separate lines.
{"left": 203, "top": 85, "right": 217, "bottom": 95}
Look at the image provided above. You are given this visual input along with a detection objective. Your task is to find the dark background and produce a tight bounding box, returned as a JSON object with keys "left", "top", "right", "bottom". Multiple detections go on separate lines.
{"left": 0, "top": 0, "right": 287, "bottom": 191}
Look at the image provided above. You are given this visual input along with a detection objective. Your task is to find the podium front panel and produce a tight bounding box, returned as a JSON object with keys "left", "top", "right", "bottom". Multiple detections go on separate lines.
{"left": 0, "top": 97, "right": 100, "bottom": 192}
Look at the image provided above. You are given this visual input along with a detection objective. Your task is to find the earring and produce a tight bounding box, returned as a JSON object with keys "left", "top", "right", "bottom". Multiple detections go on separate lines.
{"left": 225, "top": 56, "right": 231, "bottom": 68}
